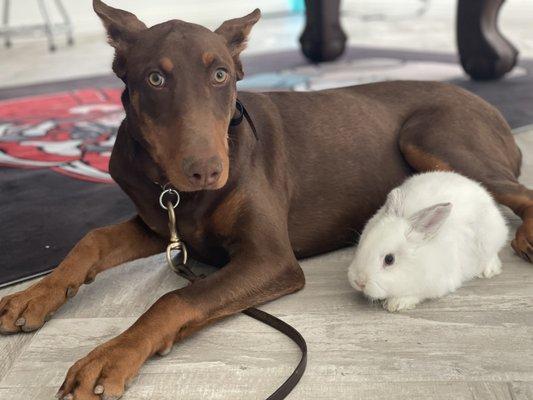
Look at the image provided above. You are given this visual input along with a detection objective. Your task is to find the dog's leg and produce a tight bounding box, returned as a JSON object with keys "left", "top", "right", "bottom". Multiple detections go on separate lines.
{"left": 483, "top": 182, "right": 533, "bottom": 262}
{"left": 56, "top": 214, "right": 304, "bottom": 400}
{"left": 0, "top": 217, "right": 164, "bottom": 334}
{"left": 398, "top": 111, "right": 533, "bottom": 261}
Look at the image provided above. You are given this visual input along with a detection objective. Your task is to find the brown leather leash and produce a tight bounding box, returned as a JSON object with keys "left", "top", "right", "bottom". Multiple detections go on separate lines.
{"left": 242, "top": 308, "right": 307, "bottom": 400}
{"left": 159, "top": 195, "right": 307, "bottom": 399}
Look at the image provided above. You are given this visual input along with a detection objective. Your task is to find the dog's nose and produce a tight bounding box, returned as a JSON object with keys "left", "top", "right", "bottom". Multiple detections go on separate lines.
{"left": 183, "top": 156, "right": 223, "bottom": 188}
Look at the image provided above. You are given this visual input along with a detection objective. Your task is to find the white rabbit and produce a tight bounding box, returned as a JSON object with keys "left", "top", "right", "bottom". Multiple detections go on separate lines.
{"left": 347, "top": 171, "right": 508, "bottom": 312}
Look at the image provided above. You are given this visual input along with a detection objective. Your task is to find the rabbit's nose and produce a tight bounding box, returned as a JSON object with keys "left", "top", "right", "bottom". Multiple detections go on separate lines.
{"left": 355, "top": 280, "right": 366, "bottom": 290}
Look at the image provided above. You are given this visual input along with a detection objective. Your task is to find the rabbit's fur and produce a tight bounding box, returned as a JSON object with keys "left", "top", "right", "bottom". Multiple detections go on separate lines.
{"left": 347, "top": 171, "right": 508, "bottom": 312}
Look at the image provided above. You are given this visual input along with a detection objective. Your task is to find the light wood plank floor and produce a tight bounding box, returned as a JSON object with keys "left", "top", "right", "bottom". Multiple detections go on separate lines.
{"left": 1, "top": 127, "right": 533, "bottom": 400}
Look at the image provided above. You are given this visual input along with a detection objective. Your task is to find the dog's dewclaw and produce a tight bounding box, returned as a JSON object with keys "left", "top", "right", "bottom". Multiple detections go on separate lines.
{"left": 125, "top": 376, "right": 136, "bottom": 389}
{"left": 66, "top": 287, "right": 76, "bottom": 298}
{"left": 158, "top": 343, "right": 172, "bottom": 356}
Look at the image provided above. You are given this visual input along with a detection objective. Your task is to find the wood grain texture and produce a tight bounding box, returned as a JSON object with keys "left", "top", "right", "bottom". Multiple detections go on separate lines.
{"left": 1, "top": 130, "right": 533, "bottom": 399}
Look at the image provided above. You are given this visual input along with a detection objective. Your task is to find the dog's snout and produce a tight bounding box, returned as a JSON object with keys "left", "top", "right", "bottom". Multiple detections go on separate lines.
{"left": 183, "top": 156, "right": 223, "bottom": 188}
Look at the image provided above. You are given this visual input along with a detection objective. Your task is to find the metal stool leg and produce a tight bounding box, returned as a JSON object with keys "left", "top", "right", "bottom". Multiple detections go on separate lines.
{"left": 457, "top": 0, "right": 518, "bottom": 80}
{"left": 37, "top": 0, "right": 56, "bottom": 51}
{"left": 299, "top": 0, "right": 347, "bottom": 63}
{"left": 2, "top": 0, "right": 11, "bottom": 48}
{"left": 54, "top": 0, "right": 73, "bottom": 46}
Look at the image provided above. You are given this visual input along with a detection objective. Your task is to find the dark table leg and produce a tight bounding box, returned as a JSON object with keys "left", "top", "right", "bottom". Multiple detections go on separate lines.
{"left": 457, "top": 0, "right": 518, "bottom": 80}
{"left": 299, "top": 0, "right": 347, "bottom": 63}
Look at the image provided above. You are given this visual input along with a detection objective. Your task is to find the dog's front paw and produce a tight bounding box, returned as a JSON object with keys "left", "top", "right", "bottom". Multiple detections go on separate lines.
{"left": 0, "top": 281, "right": 71, "bottom": 334}
{"left": 57, "top": 337, "right": 149, "bottom": 400}
{"left": 383, "top": 297, "right": 419, "bottom": 313}
{"left": 512, "top": 220, "right": 533, "bottom": 263}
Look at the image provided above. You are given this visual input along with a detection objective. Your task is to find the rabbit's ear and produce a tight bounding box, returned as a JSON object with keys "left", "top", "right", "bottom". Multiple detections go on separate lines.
{"left": 385, "top": 188, "right": 404, "bottom": 217}
{"left": 408, "top": 202, "right": 452, "bottom": 239}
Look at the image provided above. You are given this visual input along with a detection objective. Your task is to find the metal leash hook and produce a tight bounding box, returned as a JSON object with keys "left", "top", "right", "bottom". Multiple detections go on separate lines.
{"left": 159, "top": 188, "right": 198, "bottom": 282}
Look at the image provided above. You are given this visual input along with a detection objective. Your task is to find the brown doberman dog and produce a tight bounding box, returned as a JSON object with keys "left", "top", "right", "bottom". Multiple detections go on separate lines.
{"left": 1, "top": 1, "right": 532, "bottom": 398}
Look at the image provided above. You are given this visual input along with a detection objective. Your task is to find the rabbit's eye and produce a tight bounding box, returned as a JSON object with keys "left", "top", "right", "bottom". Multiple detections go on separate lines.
{"left": 384, "top": 253, "right": 395, "bottom": 267}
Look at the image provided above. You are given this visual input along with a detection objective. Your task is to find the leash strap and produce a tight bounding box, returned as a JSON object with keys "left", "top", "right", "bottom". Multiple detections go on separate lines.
{"left": 162, "top": 198, "right": 307, "bottom": 400}
{"left": 230, "top": 99, "right": 259, "bottom": 141}
{"left": 243, "top": 308, "right": 307, "bottom": 400}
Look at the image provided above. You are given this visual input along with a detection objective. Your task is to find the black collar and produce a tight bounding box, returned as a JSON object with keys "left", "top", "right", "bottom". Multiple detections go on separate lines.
{"left": 230, "top": 99, "right": 258, "bottom": 141}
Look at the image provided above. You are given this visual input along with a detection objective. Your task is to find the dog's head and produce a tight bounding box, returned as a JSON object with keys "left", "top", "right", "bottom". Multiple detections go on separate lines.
{"left": 94, "top": 0, "right": 260, "bottom": 191}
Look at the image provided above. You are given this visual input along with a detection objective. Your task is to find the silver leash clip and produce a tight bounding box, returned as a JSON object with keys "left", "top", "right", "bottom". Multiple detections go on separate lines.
{"left": 165, "top": 200, "right": 188, "bottom": 271}
{"left": 159, "top": 188, "right": 189, "bottom": 274}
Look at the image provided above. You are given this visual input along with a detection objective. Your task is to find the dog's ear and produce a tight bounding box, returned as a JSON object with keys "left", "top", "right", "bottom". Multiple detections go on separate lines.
{"left": 93, "top": 0, "right": 146, "bottom": 78}
{"left": 215, "top": 9, "right": 261, "bottom": 80}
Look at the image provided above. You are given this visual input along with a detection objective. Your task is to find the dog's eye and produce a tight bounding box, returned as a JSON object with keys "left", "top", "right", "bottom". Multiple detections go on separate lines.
{"left": 213, "top": 68, "right": 228, "bottom": 84}
{"left": 148, "top": 72, "right": 165, "bottom": 88}
{"left": 384, "top": 253, "right": 395, "bottom": 267}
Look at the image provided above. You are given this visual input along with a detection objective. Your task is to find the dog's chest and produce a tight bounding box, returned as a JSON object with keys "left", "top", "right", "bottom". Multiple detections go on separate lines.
{"left": 141, "top": 206, "right": 227, "bottom": 265}
{"left": 177, "top": 218, "right": 208, "bottom": 250}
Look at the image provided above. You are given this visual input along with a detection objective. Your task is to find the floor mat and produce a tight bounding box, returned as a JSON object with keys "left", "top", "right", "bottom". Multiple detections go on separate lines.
{"left": 1, "top": 47, "right": 533, "bottom": 287}
{"left": 0, "top": 88, "right": 132, "bottom": 286}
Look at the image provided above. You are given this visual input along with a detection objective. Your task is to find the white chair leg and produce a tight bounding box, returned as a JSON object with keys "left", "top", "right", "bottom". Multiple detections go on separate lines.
{"left": 37, "top": 0, "right": 56, "bottom": 51}
{"left": 2, "top": 0, "right": 11, "bottom": 48}
{"left": 54, "top": 0, "right": 73, "bottom": 46}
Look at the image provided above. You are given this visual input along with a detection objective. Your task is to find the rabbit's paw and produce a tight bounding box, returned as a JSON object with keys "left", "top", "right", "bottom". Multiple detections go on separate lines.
{"left": 383, "top": 297, "right": 419, "bottom": 312}
{"left": 480, "top": 256, "right": 502, "bottom": 278}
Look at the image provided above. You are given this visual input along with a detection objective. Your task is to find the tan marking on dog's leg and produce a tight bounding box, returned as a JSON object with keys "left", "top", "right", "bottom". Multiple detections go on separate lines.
{"left": 401, "top": 143, "right": 453, "bottom": 172}
{"left": 494, "top": 193, "right": 533, "bottom": 219}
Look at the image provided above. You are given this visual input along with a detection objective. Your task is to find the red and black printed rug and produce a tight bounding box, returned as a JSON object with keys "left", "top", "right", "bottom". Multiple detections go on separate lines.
{"left": 0, "top": 85, "right": 133, "bottom": 286}
{"left": 2, "top": 47, "right": 533, "bottom": 287}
